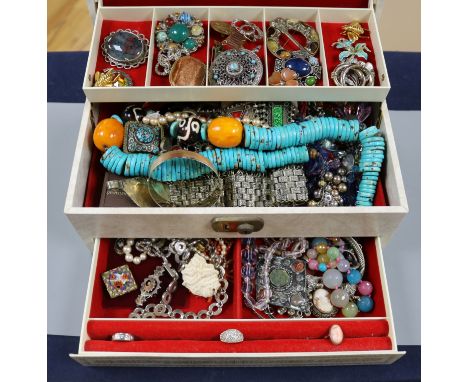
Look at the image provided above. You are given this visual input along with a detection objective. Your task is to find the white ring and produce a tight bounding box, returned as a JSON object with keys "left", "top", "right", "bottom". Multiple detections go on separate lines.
{"left": 111, "top": 332, "right": 135, "bottom": 342}
{"left": 220, "top": 329, "right": 244, "bottom": 344}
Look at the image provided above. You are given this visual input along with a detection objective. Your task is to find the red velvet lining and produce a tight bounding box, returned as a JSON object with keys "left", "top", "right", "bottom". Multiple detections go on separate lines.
{"left": 87, "top": 318, "right": 389, "bottom": 340}
{"left": 208, "top": 21, "right": 267, "bottom": 86}
{"left": 90, "top": 237, "right": 386, "bottom": 319}
{"left": 265, "top": 21, "right": 323, "bottom": 87}
{"left": 150, "top": 20, "right": 209, "bottom": 86}
{"left": 320, "top": 22, "right": 380, "bottom": 86}
{"left": 85, "top": 336, "right": 392, "bottom": 353}
{"left": 82, "top": 103, "right": 388, "bottom": 207}
{"left": 102, "top": 1, "right": 371, "bottom": 8}
{"left": 90, "top": 239, "right": 238, "bottom": 318}
{"left": 239, "top": 237, "right": 386, "bottom": 319}
{"left": 94, "top": 20, "right": 153, "bottom": 87}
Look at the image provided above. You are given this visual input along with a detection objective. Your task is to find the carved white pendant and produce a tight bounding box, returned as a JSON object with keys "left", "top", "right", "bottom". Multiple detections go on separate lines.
{"left": 181, "top": 254, "right": 220, "bottom": 298}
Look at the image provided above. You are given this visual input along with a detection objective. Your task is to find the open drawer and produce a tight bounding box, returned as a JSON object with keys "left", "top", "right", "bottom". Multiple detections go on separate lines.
{"left": 64, "top": 101, "right": 408, "bottom": 250}
{"left": 70, "top": 236, "right": 405, "bottom": 366}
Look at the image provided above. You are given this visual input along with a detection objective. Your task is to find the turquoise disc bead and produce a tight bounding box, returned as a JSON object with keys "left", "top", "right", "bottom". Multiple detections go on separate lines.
{"left": 168, "top": 23, "right": 189, "bottom": 43}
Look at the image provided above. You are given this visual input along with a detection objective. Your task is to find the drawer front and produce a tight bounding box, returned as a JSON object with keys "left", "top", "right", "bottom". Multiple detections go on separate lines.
{"left": 64, "top": 101, "right": 407, "bottom": 250}
{"left": 71, "top": 237, "right": 405, "bottom": 366}
{"left": 83, "top": 6, "right": 389, "bottom": 102}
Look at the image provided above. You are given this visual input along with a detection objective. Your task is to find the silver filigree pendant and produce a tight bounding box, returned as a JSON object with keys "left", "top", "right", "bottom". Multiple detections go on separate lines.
{"left": 209, "top": 48, "right": 263, "bottom": 86}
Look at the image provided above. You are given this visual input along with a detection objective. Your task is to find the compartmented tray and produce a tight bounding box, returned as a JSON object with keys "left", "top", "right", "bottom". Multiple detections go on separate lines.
{"left": 64, "top": 100, "right": 407, "bottom": 250}
{"left": 83, "top": 6, "right": 389, "bottom": 102}
{"left": 70, "top": 236, "right": 405, "bottom": 366}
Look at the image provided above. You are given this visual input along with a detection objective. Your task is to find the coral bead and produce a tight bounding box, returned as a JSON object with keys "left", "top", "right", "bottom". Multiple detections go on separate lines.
{"left": 93, "top": 117, "right": 124, "bottom": 152}
{"left": 207, "top": 117, "right": 244, "bottom": 148}
{"left": 358, "top": 280, "right": 373, "bottom": 296}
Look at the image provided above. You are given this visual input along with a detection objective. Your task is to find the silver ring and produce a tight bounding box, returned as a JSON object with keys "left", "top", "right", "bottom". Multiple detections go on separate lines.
{"left": 220, "top": 329, "right": 244, "bottom": 344}
{"left": 111, "top": 332, "right": 135, "bottom": 341}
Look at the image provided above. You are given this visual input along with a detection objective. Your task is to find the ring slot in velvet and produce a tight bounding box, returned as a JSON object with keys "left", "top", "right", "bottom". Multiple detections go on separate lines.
{"left": 320, "top": 22, "right": 380, "bottom": 86}
{"left": 84, "top": 336, "right": 393, "bottom": 353}
{"left": 94, "top": 20, "right": 153, "bottom": 87}
{"left": 87, "top": 318, "right": 389, "bottom": 340}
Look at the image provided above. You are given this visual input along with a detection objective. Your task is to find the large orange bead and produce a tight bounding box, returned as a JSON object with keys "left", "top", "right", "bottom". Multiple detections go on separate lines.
{"left": 207, "top": 117, "right": 243, "bottom": 148}
{"left": 93, "top": 118, "right": 124, "bottom": 152}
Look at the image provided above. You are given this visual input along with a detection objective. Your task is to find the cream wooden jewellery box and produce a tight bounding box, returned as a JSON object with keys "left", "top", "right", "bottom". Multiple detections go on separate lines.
{"left": 65, "top": 0, "right": 408, "bottom": 366}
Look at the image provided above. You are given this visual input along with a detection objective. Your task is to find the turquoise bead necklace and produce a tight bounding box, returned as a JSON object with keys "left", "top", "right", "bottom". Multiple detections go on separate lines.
{"left": 100, "top": 118, "right": 385, "bottom": 206}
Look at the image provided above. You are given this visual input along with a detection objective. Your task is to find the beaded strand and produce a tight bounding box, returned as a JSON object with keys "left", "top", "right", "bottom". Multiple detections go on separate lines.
{"left": 100, "top": 122, "right": 385, "bottom": 206}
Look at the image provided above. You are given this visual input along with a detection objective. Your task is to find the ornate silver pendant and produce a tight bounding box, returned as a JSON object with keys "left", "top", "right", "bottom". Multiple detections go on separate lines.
{"left": 209, "top": 48, "right": 263, "bottom": 86}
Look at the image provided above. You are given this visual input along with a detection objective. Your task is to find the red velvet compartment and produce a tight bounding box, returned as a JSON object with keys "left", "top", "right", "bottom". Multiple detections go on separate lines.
{"left": 102, "top": 1, "right": 371, "bottom": 8}
{"left": 82, "top": 103, "right": 388, "bottom": 208}
{"left": 90, "top": 239, "right": 241, "bottom": 318}
{"left": 85, "top": 337, "right": 392, "bottom": 353}
{"left": 208, "top": 21, "right": 267, "bottom": 86}
{"left": 94, "top": 20, "right": 153, "bottom": 87}
{"left": 150, "top": 20, "right": 209, "bottom": 86}
{"left": 85, "top": 237, "right": 390, "bottom": 353}
{"left": 239, "top": 237, "right": 386, "bottom": 319}
{"left": 265, "top": 21, "right": 323, "bottom": 87}
{"left": 90, "top": 237, "right": 386, "bottom": 319}
{"left": 320, "top": 22, "right": 380, "bottom": 86}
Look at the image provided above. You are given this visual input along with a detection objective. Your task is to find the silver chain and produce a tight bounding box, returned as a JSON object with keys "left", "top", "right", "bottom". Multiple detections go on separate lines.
{"left": 129, "top": 239, "right": 229, "bottom": 319}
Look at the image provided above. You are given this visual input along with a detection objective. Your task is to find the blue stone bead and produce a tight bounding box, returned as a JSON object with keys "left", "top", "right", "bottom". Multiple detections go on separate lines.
{"left": 114, "top": 154, "right": 127, "bottom": 175}
{"left": 359, "top": 126, "right": 380, "bottom": 140}
{"left": 111, "top": 114, "right": 123, "bottom": 124}
{"left": 361, "top": 136, "right": 384, "bottom": 144}
{"left": 285, "top": 57, "right": 312, "bottom": 77}
{"left": 108, "top": 153, "right": 121, "bottom": 173}
{"left": 357, "top": 296, "right": 374, "bottom": 313}
{"left": 318, "top": 263, "right": 327, "bottom": 272}
{"left": 347, "top": 269, "right": 362, "bottom": 285}
{"left": 356, "top": 201, "right": 372, "bottom": 206}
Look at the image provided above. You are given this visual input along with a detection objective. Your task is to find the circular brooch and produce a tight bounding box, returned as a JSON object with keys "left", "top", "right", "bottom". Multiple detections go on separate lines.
{"left": 209, "top": 48, "right": 263, "bottom": 86}
{"left": 101, "top": 29, "right": 149, "bottom": 69}
{"left": 267, "top": 18, "right": 320, "bottom": 59}
{"left": 154, "top": 12, "right": 205, "bottom": 76}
